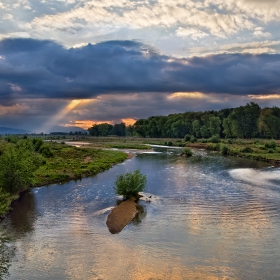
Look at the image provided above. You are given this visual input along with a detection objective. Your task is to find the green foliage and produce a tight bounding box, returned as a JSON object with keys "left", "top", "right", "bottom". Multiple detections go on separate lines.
{"left": 209, "top": 116, "right": 221, "bottom": 136}
{"left": 166, "top": 141, "right": 173, "bottom": 146}
{"left": 190, "top": 135, "right": 197, "bottom": 143}
{"left": 114, "top": 170, "right": 147, "bottom": 199}
{"left": 39, "top": 145, "right": 54, "bottom": 158}
{"left": 181, "top": 147, "right": 193, "bottom": 156}
{"left": 0, "top": 144, "right": 42, "bottom": 193}
{"left": 201, "top": 138, "right": 208, "bottom": 143}
{"left": 33, "top": 138, "right": 44, "bottom": 152}
{"left": 208, "top": 143, "right": 220, "bottom": 151}
{"left": 200, "top": 125, "right": 210, "bottom": 138}
{"left": 241, "top": 147, "right": 253, "bottom": 153}
{"left": 184, "top": 134, "right": 192, "bottom": 142}
{"left": 265, "top": 141, "right": 277, "bottom": 150}
{"left": 220, "top": 145, "right": 229, "bottom": 155}
{"left": 208, "top": 135, "right": 221, "bottom": 143}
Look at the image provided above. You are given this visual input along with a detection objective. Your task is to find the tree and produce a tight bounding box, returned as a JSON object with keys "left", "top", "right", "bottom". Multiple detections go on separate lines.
{"left": 222, "top": 118, "right": 234, "bottom": 138}
{"left": 0, "top": 145, "right": 41, "bottom": 194}
{"left": 192, "top": 120, "right": 201, "bottom": 138}
{"left": 228, "top": 102, "right": 260, "bottom": 139}
{"left": 113, "top": 123, "right": 126, "bottom": 136}
{"left": 98, "top": 123, "right": 112, "bottom": 136}
{"left": 209, "top": 116, "right": 221, "bottom": 136}
{"left": 259, "top": 108, "right": 280, "bottom": 139}
{"left": 114, "top": 170, "right": 147, "bottom": 199}
{"left": 200, "top": 125, "right": 210, "bottom": 138}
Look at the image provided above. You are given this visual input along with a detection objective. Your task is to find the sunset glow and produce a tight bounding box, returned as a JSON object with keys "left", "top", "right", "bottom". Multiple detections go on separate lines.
{"left": 168, "top": 92, "right": 208, "bottom": 99}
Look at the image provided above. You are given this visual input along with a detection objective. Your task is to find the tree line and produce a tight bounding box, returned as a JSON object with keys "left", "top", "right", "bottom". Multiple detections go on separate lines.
{"left": 88, "top": 102, "right": 280, "bottom": 139}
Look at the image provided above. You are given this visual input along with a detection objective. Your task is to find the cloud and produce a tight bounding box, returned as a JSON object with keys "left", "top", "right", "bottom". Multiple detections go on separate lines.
{"left": 1, "top": 38, "right": 280, "bottom": 132}
{"left": 1, "top": 38, "right": 280, "bottom": 105}
{"left": 176, "top": 27, "right": 209, "bottom": 40}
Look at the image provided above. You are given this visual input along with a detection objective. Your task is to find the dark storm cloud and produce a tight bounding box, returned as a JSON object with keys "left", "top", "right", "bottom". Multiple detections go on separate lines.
{"left": 1, "top": 38, "right": 280, "bottom": 103}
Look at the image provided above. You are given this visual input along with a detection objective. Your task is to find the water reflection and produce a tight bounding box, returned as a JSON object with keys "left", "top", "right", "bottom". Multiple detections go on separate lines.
{"left": 1, "top": 150, "right": 280, "bottom": 279}
{"left": 6, "top": 191, "right": 36, "bottom": 237}
{"left": 131, "top": 203, "right": 147, "bottom": 225}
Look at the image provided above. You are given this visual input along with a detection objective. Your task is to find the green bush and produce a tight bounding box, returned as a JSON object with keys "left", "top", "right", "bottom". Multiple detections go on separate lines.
{"left": 181, "top": 147, "right": 193, "bottom": 156}
{"left": 265, "top": 141, "right": 277, "bottom": 150}
{"left": 190, "top": 136, "right": 197, "bottom": 143}
{"left": 220, "top": 145, "right": 229, "bottom": 155}
{"left": 184, "top": 134, "right": 192, "bottom": 142}
{"left": 39, "top": 145, "right": 54, "bottom": 158}
{"left": 241, "top": 147, "right": 253, "bottom": 153}
{"left": 167, "top": 141, "right": 173, "bottom": 146}
{"left": 0, "top": 145, "right": 42, "bottom": 193}
{"left": 208, "top": 135, "right": 221, "bottom": 143}
{"left": 114, "top": 170, "right": 147, "bottom": 199}
{"left": 201, "top": 138, "right": 208, "bottom": 143}
{"left": 33, "top": 138, "right": 44, "bottom": 152}
{"left": 208, "top": 143, "right": 220, "bottom": 151}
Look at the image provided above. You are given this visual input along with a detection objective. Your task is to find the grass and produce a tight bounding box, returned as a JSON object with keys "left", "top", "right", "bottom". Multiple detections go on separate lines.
{"left": 185, "top": 139, "right": 280, "bottom": 164}
{"left": 0, "top": 141, "right": 127, "bottom": 218}
{"left": 33, "top": 142, "right": 127, "bottom": 186}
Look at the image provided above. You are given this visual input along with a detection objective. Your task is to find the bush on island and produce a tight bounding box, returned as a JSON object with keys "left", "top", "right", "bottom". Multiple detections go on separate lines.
{"left": 114, "top": 170, "right": 147, "bottom": 199}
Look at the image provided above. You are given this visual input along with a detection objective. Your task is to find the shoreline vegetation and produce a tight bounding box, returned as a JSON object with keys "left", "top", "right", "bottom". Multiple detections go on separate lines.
{"left": 0, "top": 137, "right": 128, "bottom": 219}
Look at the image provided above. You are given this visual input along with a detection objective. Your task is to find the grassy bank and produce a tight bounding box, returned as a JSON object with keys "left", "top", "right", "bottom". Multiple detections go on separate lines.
{"left": 0, "top": 139, "right": 127, "bottom": 218}
{"left": 185, "top": 139, "right": 280, "bottom": 165}
{"left": 33, "top": 142, "right": 127, "bottom": 186}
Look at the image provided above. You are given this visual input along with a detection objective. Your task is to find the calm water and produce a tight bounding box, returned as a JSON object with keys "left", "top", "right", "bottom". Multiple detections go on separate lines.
{"left": 1, "top": 148, "right": 280, "bottom": 279}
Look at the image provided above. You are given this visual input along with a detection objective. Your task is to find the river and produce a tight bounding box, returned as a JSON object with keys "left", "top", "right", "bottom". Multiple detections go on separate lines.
{"left": 1, "top": 148, "right": 280, "bottom": 279}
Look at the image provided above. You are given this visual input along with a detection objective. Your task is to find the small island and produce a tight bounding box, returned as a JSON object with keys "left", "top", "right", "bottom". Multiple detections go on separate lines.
{"left": 106, "top": 170, "right": 147, "bottom": 234}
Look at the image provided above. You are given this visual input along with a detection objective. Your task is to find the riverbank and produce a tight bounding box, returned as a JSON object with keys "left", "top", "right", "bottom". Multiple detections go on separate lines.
{"left": 53, "top": 136, "right": 280, "bottom": 166}
{"left": 0, "top": 141, "right": 127, "bottom": 219}
{"left": 185, "top": 139, "right": 280, "bottom": 166}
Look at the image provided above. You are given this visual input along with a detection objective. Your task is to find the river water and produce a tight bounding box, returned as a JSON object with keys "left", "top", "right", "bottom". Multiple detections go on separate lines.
{"left": 1, "top": 148, "right": 280, "bottom": 279}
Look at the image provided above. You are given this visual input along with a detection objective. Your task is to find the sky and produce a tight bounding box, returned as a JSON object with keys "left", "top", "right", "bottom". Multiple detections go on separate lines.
{"left": 0, "top": 0, "right": 280, "bottom": 133}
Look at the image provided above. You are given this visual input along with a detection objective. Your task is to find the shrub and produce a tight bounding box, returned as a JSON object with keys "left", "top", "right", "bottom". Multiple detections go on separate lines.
{"left": 201, "top": 138, "right": 208, "bottom": 143}
{"left": 184, "top": 134, "right": 192, "bottom": 142}
{"left": 265, "top": 141, "right": 277, "bottom": 150}
{"left": 268, "top": 149, "right": 274, "bottom": 154}
{"left": 33, "top": 138, "right": 44, "bottom": 152}
{"left": 220, "top": 145, "right": 229, "bottom": 155}
{"left": 208, "top": 135, "right": 220, "bottom": 143}
{"left": 0, "top": 145, "right": 42, "bottom": 193}
{"left": 39, "top": 145, "right": 54, "bottom": 158}
{"left": 181, "top": 147, "right": 193, "bottom": 156}
{"left": 208, "top": 143, "right": 220, "bottom": 151}
{"left": 190, "top": 136, "right": 197, "bottom": 143}
{"left": 114, "top": 170, "right": 147, "bottom": 199}
{"left": 241, "top": 147, "right": 253, "bottom": 153}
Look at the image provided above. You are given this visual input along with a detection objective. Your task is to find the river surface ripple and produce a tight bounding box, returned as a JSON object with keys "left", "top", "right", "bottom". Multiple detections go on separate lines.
{"left": 1, "top": 148, "right": 280, "bottom": 279}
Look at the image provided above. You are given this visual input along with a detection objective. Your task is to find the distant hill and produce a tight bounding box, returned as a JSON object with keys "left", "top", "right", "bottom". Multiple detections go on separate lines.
{"left": 0, "top": 127, "right": 29, "bottom": 135}
{"left": 49, "top": 125, "right": 86, "bottom": 134}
